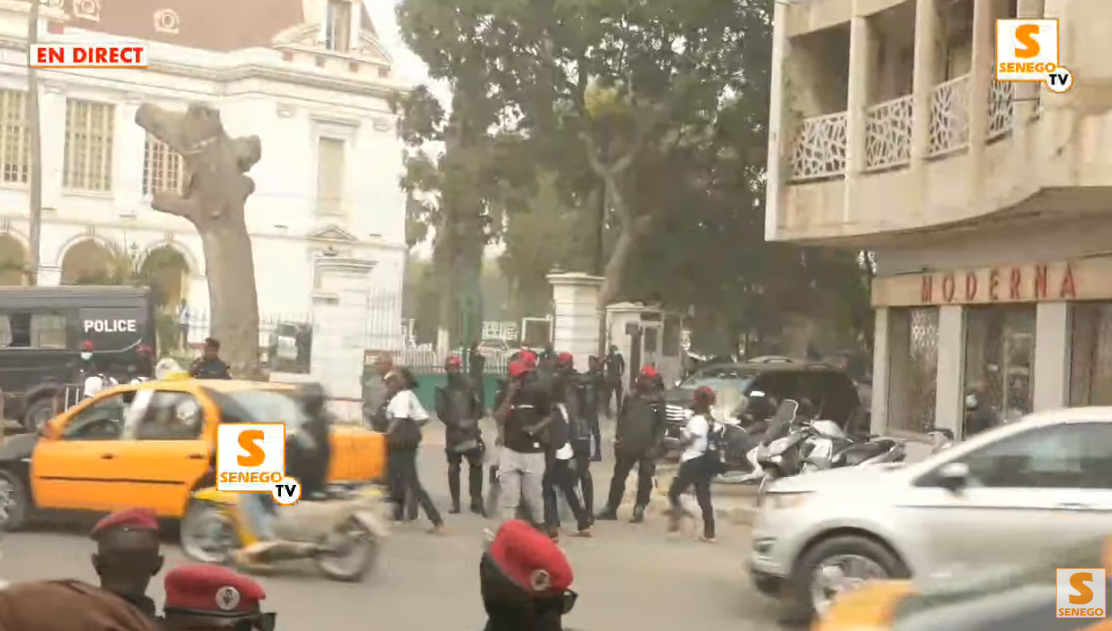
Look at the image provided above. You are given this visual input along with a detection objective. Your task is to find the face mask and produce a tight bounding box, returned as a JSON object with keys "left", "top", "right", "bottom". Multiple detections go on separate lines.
{"left": 80, "top": 352, "right": 92, "bottom": 361}
{"left": 965, "top": 394, "right": 978, "bottom": 409}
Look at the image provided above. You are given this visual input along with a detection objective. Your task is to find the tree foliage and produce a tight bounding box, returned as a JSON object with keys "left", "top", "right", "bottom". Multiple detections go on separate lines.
{"left": 396, "top": 0, "right": 872, "bottom": 353}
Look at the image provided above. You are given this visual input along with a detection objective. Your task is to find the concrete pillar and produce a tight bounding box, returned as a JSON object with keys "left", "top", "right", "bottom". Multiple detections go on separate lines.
{"left": 1033, "top": 302, "right": 1071, "bottom": 411}
{"left": 547, "top": 272, "right": 604, "bottom": 373}
{"left": 968, "top": 0, "right": 997, "bottom": 175}
{"left": 910, "top": 0, "right": 939, "bottom": 168}
{"left": 843, "top": 14, "right": 874, "bottom": 221}
{"left": 764, "top": 0, "right": 789, "bottom": 241}
{"left": 935, "top": 305, "right": 966, "bottom": 436}
{"left": 870, "top": 308, "right": 891, "bottom": 435}
{"left": 36, "top": 266, "right": 60, "bottom": 286}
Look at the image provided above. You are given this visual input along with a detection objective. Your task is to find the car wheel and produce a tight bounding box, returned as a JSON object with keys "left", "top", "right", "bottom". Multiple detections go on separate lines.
{"left": 0, "top": 471, "right": 30, "bottom": 531}
{"left": 22, "top": 398, "right": 54, "bottom": 433}
{"left": 786, "top": 535, "right": 907, "bottom": 622}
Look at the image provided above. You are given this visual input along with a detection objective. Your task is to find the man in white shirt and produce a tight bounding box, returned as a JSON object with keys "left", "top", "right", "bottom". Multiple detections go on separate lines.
{"left": 177, "top": 301, "right": 190, "bottom": 350}
{"left": 666, "top": 386, "right": 718, "bottom": 542}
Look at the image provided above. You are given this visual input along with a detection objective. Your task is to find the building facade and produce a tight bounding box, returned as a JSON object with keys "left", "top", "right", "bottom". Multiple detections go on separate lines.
{"left": 766, "top": 0, "right": 1112, "bottom": 438}
{"left": 0, "top": 0, "right": 409, "bottom": 396}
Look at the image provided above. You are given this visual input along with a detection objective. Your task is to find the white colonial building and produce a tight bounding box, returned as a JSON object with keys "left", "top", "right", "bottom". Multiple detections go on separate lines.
{"left": 0, "top": 0, "right": 409, "bottom": 396}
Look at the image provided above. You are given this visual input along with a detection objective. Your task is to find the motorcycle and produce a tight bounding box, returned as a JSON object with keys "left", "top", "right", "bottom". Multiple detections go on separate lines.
{"left": 180, "top": 485, "right": 388, "bottom": 582}
{"left": 798, "top": 420, "right": 906, "bottom": 473}
{"left": 928, "top": 428, "right": 956, "bottom": 454}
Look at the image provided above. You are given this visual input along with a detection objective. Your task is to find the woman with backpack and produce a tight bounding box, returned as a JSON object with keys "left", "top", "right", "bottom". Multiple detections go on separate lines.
{"left": 666, "top": 385, "right": 722, "bottom": 542}
{"left": 384, "top": 367, "right": 446, "bottom": 533}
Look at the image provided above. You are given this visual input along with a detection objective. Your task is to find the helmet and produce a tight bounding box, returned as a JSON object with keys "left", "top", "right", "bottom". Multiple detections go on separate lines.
{"left": 295, "top": 382, "right": 327, "bottom": 414}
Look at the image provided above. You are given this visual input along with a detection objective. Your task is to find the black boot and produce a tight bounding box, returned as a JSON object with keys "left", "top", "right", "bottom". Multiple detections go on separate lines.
{"left": 448, "top": 466, "right": 462, "bottom": 514}
{"left": 595, "top": 507, "right": 618, "bottom": 521}
{"left": 469, "top": 465, "right": 484, "bottom": 515}
{"left": 630, "top": 505, "right": 646, "bottom": 524}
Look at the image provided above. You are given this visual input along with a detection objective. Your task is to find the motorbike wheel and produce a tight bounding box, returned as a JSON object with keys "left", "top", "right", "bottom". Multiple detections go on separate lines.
{"left": 315, "top": 519, "right": 379, "bottom": 583}
{"left": 180, "top": 501, "right": 239, "bottom": 565}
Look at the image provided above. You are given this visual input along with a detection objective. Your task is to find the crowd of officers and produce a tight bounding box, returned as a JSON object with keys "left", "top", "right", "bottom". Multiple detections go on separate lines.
{"left": 0, "top": 508, "right": 582, "bottom": 631}
{"left": 370, "top": 342, "right": 718, "bottom": 542}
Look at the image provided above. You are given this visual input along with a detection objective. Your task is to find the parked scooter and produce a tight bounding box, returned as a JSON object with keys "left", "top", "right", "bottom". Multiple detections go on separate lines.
{"left": 180, "top": 485, "right": 388, "bottom": 582}
{"left": 798, "top": 420, "right": 906, "bottom": 473}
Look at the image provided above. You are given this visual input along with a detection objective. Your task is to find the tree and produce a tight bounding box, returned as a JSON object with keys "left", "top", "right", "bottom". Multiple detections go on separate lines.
{"left": 135, "top": 103, "right": 262, "bottom": 376}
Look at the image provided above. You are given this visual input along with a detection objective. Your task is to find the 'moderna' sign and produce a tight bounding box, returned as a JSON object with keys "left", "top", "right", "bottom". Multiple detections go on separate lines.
{"left": 919, "top": 263, "right": 1077, "bottom": 305}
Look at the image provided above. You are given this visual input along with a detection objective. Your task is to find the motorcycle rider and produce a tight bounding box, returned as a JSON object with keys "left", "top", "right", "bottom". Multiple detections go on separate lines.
{"left": 436, "top": 355, "right": 485, "bottom": 515}
{"left": 189, "top": 338, "right": 231, "bottom": 379}
{"left": 288, "top": 382, "right": 334, "bottom": 499}
{"left": 596, "top": 365, "right": 667, "bottom": 524}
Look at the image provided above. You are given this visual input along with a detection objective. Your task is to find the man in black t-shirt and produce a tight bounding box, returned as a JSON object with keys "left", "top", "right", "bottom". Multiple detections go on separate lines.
{"left": 493, "top": 360, "right": 550, "bottom": 526}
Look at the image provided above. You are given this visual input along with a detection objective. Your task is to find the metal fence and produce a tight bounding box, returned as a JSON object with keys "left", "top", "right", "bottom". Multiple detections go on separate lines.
{"left": 166, "top": 290, "right": 406, "bottom": 375}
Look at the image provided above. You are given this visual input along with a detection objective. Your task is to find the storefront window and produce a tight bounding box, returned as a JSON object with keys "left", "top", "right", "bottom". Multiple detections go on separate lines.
{"left": 1069, "top": 302, "right": 1112, "bottom": 405}
{"left": 963, "top": 306, "right": 1036, "bottom": 435}
{"left": 887, "top": 307, "right": 939, "bottom": 433}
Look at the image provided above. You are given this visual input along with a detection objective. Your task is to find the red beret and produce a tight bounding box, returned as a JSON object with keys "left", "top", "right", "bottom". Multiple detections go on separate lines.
{"left": 694, "top": 385, "right": 716, "bottom": 404}
{"left": 446, "top": 356, "right": 462, "bottom": 367}
{"left": 91, "top": 508, "right": 158, "bottom": 537}
{"left": 81, "top": 340, "right": 94, "bottom": 351}
{"left": 508, "top": 361, "right": 527, "bottom": 379}
{"left": 489, "top": 520, "right": 573, "bottom": 595}
{"left": 521, "top": 350, "right": 537, "bottom": 368}
{"left": 557, "top": 352, "right": 573, "bottom": 365}
{"left": 640, "top": 365, "right": 659, "bottom": 378}
{"left": 164, "top": 565, "right": 266, "bottom": 617}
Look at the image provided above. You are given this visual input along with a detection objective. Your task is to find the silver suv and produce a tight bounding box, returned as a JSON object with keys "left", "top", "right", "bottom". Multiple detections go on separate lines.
{"left": 748, "top": 407, "right": 1112, "bottom": 620}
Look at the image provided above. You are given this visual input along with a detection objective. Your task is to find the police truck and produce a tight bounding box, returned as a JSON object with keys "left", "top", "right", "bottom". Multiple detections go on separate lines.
{"left": 0, "top": 286, "right": 157, "bottom": 430}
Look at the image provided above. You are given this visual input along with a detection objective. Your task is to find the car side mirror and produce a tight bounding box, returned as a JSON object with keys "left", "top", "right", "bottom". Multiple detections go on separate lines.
{"left": 936, "top": 462, "right": 969, "bottom": 493}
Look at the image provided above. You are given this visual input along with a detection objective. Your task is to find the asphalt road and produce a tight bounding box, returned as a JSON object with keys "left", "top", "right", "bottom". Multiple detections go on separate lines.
{"left": 0, "top": 424, "right": 788, "bottom": 631}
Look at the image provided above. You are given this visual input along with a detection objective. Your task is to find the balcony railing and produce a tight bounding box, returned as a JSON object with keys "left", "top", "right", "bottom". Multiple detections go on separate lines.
{"left": 788, "top": 112, "right": 848, "bottom": 181}
{"left": 864, "top": 94, "right": 913, "bottom": 171}
{"left": 927, "top": 75, "right": 970, "bottom": 157}
{"left": 987, "top": 76, "right": 1014, "bottom": 140}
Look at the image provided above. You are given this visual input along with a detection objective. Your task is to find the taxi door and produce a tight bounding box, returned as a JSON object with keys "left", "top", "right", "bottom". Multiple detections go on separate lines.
{"left": 31, "top": 385, "right": 146, "bottom": 511}
{"left": 113, "top": 386, "right": 212, "bottom": 517}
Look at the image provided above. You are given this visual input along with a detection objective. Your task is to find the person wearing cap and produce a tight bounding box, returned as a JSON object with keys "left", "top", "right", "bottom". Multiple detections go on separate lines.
{"left": 189, "top": 338, "right": 231, "bottom": 379}
{"left": 384, "top": 367, "right": 445, "bottom": 532}
{"left": 89, "top": 508, "right": 163, "bottom": 620}
{"left": 436, "top": 355, "right": 485, "bottom": 514}
{"left": 541, "top": 366, "right": 592, "bottom": 539}
{"left": 493, "top": 358, "right": 551, "bottom": 527}
{"left": 666, "top": 385, "right": 719, "bottom": 542}
{"left": 481, "top": 520, "right": 577, "bottom": 631}
{"left": 162, "top": 565, "right": 275, "bottom": 631}
{"left": 0, "top": 579, "right": 159, "bottom": 631}
{"left": 597, "top": 365, "right": 667, "bottom": 524}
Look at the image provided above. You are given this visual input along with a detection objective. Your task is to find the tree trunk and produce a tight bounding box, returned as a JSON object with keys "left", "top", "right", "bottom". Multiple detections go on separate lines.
{"left": 135, "top": 103, "right": 263, "bottom": 377}
{"left": 197, "top": 223, "right": 261, "bottom": 375}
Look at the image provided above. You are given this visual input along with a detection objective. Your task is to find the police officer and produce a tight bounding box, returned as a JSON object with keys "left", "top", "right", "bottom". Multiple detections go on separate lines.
{"left": 436, "top": 355, "right": 485, "bottom": 515}
{"left": 89, "top": 508, "right": 163, "bottom": 621}
{"left": 584, "top": 355, "right": 605, "bottom": 461}
{"left": 189, "top": 337, "right": 231, "bottom": 379}
{"left": 161, "top": 565, "right": 275, "bottom": 631}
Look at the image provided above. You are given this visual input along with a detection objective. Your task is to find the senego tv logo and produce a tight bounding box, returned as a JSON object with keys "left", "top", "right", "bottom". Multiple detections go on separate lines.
{"left": 1056, "top": 568, "right": 1106, "bottom": 618}
{"left": 996, "top": 19, "right": 1073, "bottom": 93}
{"left": 216, "top": 423, "right": 301, "bottom": 505}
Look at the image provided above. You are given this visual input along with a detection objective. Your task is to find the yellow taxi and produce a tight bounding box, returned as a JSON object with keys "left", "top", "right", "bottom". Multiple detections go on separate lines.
{"left": 0, "top": 378, "right": 385, "bottom": 530}
{"left": 815, "top": 535, "right": 1112, "bottom": 631}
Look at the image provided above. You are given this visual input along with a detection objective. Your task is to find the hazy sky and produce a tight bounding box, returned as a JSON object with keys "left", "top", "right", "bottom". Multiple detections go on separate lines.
{"left": 364, "top": 0, "right": 449, "bottom": 104}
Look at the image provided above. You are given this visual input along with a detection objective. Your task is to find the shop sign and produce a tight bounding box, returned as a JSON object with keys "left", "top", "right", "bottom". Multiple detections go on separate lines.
{"left": 918, "top": 263, "right": 1076, "bottom": 305}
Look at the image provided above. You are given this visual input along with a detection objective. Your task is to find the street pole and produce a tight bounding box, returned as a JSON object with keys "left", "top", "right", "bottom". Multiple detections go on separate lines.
{"left": 25, "top": 0, "right": 42, "bottom": 286}
{"left": 594, "top": 185, "right": 607, "bottom": 358}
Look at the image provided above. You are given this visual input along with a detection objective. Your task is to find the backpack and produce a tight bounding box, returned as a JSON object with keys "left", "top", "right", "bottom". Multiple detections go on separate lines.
{"left": 703, "top": 417, "right": 727, "bottom": 475}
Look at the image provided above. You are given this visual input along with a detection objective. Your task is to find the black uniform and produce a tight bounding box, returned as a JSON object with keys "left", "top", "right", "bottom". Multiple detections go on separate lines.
{"left": 599, "top": 390, "right": 666, "bottom": 522}
{"left": 603, "top": 351, "right": 625, "bottom": 415}
{"left": 286, "top": 412, "right": 333, "bottom": 498}
{"left": 468, "top": 349, "right": 487, "bottom": 411}
{"left": 581, "top": 368, "right": 604, "bottom": 459}
{"left": 541, "top": 402, "right": 591, "bottom": 533}
{"left": 565, "top": 373, "right": 595, "bottom": 515}
{"left": 189, "top": 357, "right": 231, "bottom": 379}
{"left": 436, "top": 374, "right": 485, "bottom": 513}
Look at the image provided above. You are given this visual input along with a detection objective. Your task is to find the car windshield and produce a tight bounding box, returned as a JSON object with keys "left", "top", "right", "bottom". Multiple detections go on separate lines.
{"left": 678, "top": 367, "right": 756, "bottom": 391}
{"left": 211, "top": 389, "right": 309, "bottom": 431}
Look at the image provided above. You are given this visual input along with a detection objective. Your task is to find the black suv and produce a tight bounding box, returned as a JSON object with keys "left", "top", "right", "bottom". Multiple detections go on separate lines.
{"left": 661, "top": 357, "right": 863, "bottom": 453}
